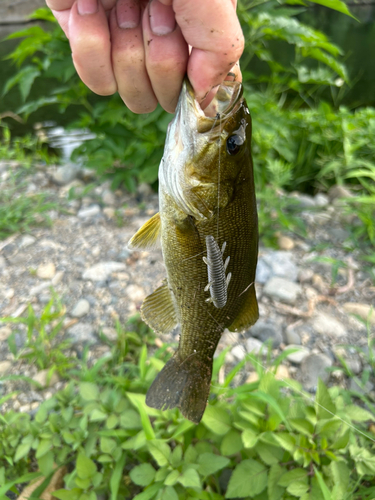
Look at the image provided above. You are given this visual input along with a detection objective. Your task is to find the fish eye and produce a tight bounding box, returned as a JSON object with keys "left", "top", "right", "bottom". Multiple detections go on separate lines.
{"left": 226, "top": 134, "right": 244, "bottom": 155}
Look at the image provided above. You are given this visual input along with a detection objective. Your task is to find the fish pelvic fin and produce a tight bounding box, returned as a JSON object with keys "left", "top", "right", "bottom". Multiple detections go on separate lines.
{"left": 228, "top": 283, "right": 259, "bottom": 332}
{"left": 141, "top": 280, "right": 178, "bottom": 334}
{"left": 146, "top": 352, "right": 211, "bottom": 424}
{"left": 128, "top": 212, "right": 161, "bottom": 250}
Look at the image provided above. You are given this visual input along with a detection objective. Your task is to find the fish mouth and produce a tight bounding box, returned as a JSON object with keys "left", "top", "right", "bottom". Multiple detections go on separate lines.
{"left": 178, "top": 78, "right": 243, "bottom": 134}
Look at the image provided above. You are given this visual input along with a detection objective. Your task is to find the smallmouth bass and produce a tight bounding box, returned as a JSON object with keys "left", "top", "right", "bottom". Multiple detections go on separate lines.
{"left": 129, "top": 79, "right": 259, "bottom": 423}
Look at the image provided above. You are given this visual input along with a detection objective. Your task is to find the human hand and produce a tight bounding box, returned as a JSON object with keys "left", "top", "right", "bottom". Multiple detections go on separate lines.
{"left": 46, "top": 0, "right": 244, "bottom": 113}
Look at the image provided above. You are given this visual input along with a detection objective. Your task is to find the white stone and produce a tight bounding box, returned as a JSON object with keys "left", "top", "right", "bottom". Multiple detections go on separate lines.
{"left": 286, "top": 345, "right": 310, "bottom": 364}
{"left": 0, "top": 326, "right": 12, "bottom": 341}
{"left": 71, "top": 299, "right": 90, "bottom": 318}
{"left": 32, "top": 369, "right": 60, "bottom": 388}
{"left": 310, "top": 312, "right": 347, "bottom": 337}
{"left": 37, "top": 262, "right": 56, "bottom": 280}
{"left": 0, "top": 361, "right": 12, "bottom": 375}
{"left": 314, "top": 193, "right": 329, "bottom": 207}
{"left": 231, "top": 345, "right": 246, "bottom": 361}
{"left": 343, "top": 303, "right": 375, "bottom": 325}
{"left": 246, "top": 337, "right": 263, "bottom": 355}
{"left": 82, "top": 262, "right": 126, "bottom": 281}
{"left": 263, "top": 277, "right": 302, "bottom": 305}
{"left": 52, "top": 271, "right": 64, "bottom": 285}
{"left": 19, "top": 235, "right": 36, "bottom": 248}
{"left": 101, "top": 326, "right": 118, "bottom": 342}
{"left": 102, "top": 189, "right": 117, "bottom": 206}
{"left": 78, "top": 205, "right": 101, "bottom": 218}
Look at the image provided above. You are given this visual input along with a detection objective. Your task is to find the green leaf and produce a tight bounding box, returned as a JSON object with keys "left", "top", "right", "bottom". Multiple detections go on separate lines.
{"left": 201, "top": 405, "right": 231, "bottom": 436}
{"left": 309, "top": 0, "right": 357, "bottom": 19}
{"left": 53, "top": 489, "right": 81, "bottom": 500}
{"left": 287, "top": 482, "right": 310, "bottom": 496}
{"left": 110, "top": 453, "right": 126, "bottom": 500}
{"left": 76, "top": 452, "right": 97, "bottom": 479}
{"left": 133, "top": 482, "right": 164, "bottom": 500}
{"left": 197, "top": 453, "right": 230, "bottom": 476}
{"left": 178, "top": 468, "right": 201, "bottom": 489}
{"left": 36, "top": 439, "right": 52, "bottom": 459}
{"left": 220, "top": 430, "right": 243, "bottom": 455}
{"left": 345, "top": 405, "right": 374, "bottom": 421}
{"left": 80, "top": 382, "right": 99, "bottom": 401}
{"left": 148, "top": 440, "right": 171, "bottom": 467}
{"left": 314, "top": 468, "right": 332, "bottom": 500}
{"left": 274, "top": 433, "right": 296, "bottom": 453}
{"left": 100, "top": 437, "right": 117, "bottom": 455}
{"left": 315, "top": 380, "right": 335, "bottom": 420}
{"left": 278, "top": 468, "right": 308, "bottom": 487}
{"left": 164, "top": 470, "right": 180, "bottom": 486}
{"left": 38, "top": 451, "right": 55, "bottom": 477}
{"left": 106, "top": 414, "right": 119, "bottom": 429}
{"left": 14, "top": 442, "right": 31, "bottom": 462}
{"left": 226, "top": 459, "right": 267, "bottom": 498}
{"left": 268, "top": 464, "right": 285, "bottom": 500}
{"left": 242, "top": 428, "right": 258, "bottom": 448}
{"left": 130, "top": 463, "right": 156, "bottom": 487}
{"left": 162, "top": 486, "right": 179, "bottom": 500}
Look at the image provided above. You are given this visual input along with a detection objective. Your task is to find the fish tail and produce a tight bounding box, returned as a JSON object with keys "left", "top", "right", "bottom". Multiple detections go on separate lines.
{"left": 145, "top": 351, "right": 211, "bottom": 424}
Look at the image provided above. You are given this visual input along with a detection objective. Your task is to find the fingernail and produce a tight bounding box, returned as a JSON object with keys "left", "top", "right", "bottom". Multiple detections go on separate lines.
{"left": 77, "top": 0, "right": 98, "bottom": 15}
{"left": 116, "top": 0, "right": 140, "bottom": 29}
{"left": 149, "top": 0, "right": 175, "bottom": 36}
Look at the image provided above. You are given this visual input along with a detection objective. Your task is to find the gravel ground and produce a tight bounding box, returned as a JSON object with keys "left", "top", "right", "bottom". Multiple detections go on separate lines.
{"left": 0, "top": 159, "right": 374, "bottom": 414}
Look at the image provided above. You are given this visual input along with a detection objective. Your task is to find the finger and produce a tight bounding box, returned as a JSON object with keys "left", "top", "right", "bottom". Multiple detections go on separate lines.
{"left": 143, "top": 0, "right": 188, "bottom": 113}
{"left": 200, "top": 62, "right": 241, "bottom": 110}
{"left": 47, "top": 0, "right": 116, "bottom": 10}
{"left": 172, "top": 0, "right": 244, "bottom": 103}
{"left": 68, "top": 0, "right": 117, "bottom": 96}
{"left": 51, "top": 9, "right": 70, "bottom": 37}
{"left": 109, "top": 1, "right": 158, "bottom": 114}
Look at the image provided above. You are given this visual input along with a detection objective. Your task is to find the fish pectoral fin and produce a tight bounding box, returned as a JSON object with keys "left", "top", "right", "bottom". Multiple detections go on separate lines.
{"left": 141, "top": 280, "right": 178, "bottom": 334}
{"left": 228, "top": 284, "right": 259, "bottom": 332}
{"left": 128, "top": 212, "right": 161, "bottom": 250}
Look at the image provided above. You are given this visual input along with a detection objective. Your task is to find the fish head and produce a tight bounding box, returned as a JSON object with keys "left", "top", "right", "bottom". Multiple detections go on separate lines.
{"left": 160, "top": 78, "right": 252, "bottom": 219}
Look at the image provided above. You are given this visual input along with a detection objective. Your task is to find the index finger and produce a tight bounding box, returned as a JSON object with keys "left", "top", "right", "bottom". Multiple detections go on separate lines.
{"left": 46, "top": 0, "right": 116, "bottom": 11}
{"left": 170, "top": 0, "right": 244, "bottom": 103}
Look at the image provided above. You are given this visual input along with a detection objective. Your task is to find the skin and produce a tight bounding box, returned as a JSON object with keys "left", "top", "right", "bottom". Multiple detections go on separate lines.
{"left": 45, "top": 0, "right": 244, "bottom": 113}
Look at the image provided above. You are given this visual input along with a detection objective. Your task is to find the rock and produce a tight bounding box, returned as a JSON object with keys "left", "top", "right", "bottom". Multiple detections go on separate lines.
{"left": 262, "top": 251, "right": 299, "bottom": 282}
{"left": 286, "top": 345, "right": 310, "bottom": 364}
{"left": 328, "top": 185, "right": 352, "bottom": 200}
{"left": 0, "top": 256, "right": 6, "bottom": 269}
{"left": 103, "top": 207, "right": 116, "bottom": 219}
{"left": 19, "top": 235, "right": 36, "bottom": 248}
{"left": 300, "top": 353, "right": 332, "bottom": 390}
{"left": 36, "top": 262, "right": 56, "bottom": 280}
{"left": 331, "top": 228, "right": 350, "bottom": 242}
{"left": 125, "top": 284, "right": 146, "bottom": 303}
{"left": 255, "top": 258, "right": 271, "bottom": 284}
{"left": 0, "top": 326, "right": 12, "bottom": 341}
{"left": 246, "top": 372, "right": 259, "bottom": 383}
{"left": 310, "top": 312, "right": 347, "bottom": 337}
{"left": 246, "top": 337, "right": 263, "bottom": 354}
{"left": 102, "top": 189, "right": 117, "bottom": 206}
{"left": 275, "top": 364, "right": 290, "bottom": 380}
{"left": 343, "top": 303, "right": 375, "bottom": 325}
{"left": 277, "top": 235, "right": 295, "bottom": 251}
{"left": 294, "top": 194, "right": 316, "bottom": 208}
{"left": 231, "top": 345, "right": 246, "bottom": 361}
{"left": 284, "top": 326, "right": 301, "bottom": 345}
{"left": 82, "top": 262, "right": 126, "bottom": 281}
{"left": 311, "top": 274, "right": 326, "bottom": 293}
{"left": 137, "top": 183, "right": 153, "bottom": 197}
{"left": 101, "top": 326, "right": 118, "bottom": 342}
{"left": 349, "top": 378, "right": 374, "bottom": 395}
{"left": 32, "top": 369, "right": 60, "bottom": 388}
{"left": 298, "top": 269, "right": 314, "bottom": 283}
{"left": 67, "top": 322, "right": 96, "bottom": 345}
{"left": 51, "top": 163, "right": 80, "bottom": 185}
{"left": 263, "top": 277, "right": 302, "bottom": 305}
{"left": 346, "top": 358, "right": 362, "bottom": 375}
{"left": 314, "top": 193, "right": 329, "bottom": 208}
{"left": 78, "top": 205, "right": 101, "bottom": 219}
{"left": 71, "top": 299, "right": 90, "bottom": 318}
{"left": 52, "top": 271, "right": 64, "bottom": 285}
{"left": 0, "top": 361, "right": 12, "bottom": 375}
{"left": 250, "top": 320, "right": 283, "bottom": 348}
{"left": 30, "top": 282, "right": 51, "bottom": 296}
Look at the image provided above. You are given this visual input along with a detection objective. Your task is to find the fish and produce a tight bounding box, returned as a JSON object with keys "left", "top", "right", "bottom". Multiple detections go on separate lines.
{"left": 128, "top": 78, "right": 259, "bottom": 424}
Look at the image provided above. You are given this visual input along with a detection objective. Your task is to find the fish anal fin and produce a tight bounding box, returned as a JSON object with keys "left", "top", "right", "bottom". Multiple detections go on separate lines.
{"left": 141, "top": 281, "right": 178, "bottom": 334}
{"left": 128, "top": 212, "right": 161, "bottom": 250}
{"left": 228, "top": 284, "right": 259, "bottom": 332}
{"left": 146, "top": 352, "right": 211, "bottom": 424}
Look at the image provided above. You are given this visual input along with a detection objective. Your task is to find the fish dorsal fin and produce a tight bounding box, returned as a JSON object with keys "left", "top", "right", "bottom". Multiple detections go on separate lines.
{"left": 128, "top": 212, "right": 161, "bottom": 250}
{"left": 141, "top": 280, "right": 178, "bottom": 334}
{"left": 228, "top": 284, "right": 259, "bottom": 333}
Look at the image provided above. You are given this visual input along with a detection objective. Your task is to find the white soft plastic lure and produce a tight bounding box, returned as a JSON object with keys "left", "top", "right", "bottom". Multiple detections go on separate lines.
{"left": 203, "top": 235, "right": 231, "bottom": 308}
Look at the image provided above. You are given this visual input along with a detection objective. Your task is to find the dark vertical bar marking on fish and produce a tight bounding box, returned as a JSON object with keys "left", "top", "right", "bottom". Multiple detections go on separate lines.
{"left": 203, "top": 235, "right": 232, "bottom": 308}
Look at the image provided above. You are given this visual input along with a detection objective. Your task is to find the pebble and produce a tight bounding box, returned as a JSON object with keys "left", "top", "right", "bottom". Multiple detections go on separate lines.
{"left": 78, "top": 205, "right": 101, "bottom": 219}
{"left": 310, "top": 312, "right": 347, "bottom": 337}
{"left": 277, "top": 235, "right": 295, "bottom": 250}
{"left": 246, "top": 337, "right": 263, "bottom": 354}
{"left": 300, "top": 353, "right": 332, "bottom": 390}
{"left": 67, "top": 322, "right": 96, "bottom": 345}
{"left": 349, "top": 378, "right": 374, "bottom": 394}
{"left": 298, "top": 268, "right": 314, "bottom": 283}
{"left": 103, "top": 207, "right": 116, "bottom": 219}
{"left": 51, "top": 163, "right": 80, "bottom": 185}
{"left": 125, "top": 284, "right": 146, "bottom": 303}
{"left": 262, "top": 251, "right": 299, "bottom": 282}
{"left": 0, "top": 361, "right": 12, "bottom": 375}
{"left": 294, "top": 194, "right": 316, "bottom": 208}
{"left": 246, "top": 372, "right": 259, "bottom": 383}
{"left": 284, "top": 326, "right": 301, "bottom": 345}
{"left": 263, "top": 277, "right": 302, "bottom": 305}
{"left": 52, "top": 271, "right": 64, "bottom": 285}
{"left": 30, "top": 282, "right": 51, "bottom": 296}
{"left": 250, "top": 320, "right": 283, "bottom": 348}
{"left": 36, "top": 262, "right": 56, "bottom": 280}
{"left": 0, "top": 256, "right": 6, "bottom": 269}
{"left": 102, "top": 189, "right": 117, "bottom": 206}
{"left": 346, "top": 358, "right": 362, "bottom": 375}
{"left": 275, "top": 364, "right": 290, "bottom": 380}
{"left": 328, "top": 185, "right": 352, "bottom": 200}
{"left": 71, "top": 299, "right": 90, "bottom": 318}
{"left": 19, "top": 235, "right": 36, "bottom": 248}
{"left": 286, "top": 345, "right": 310, "bottom": 364}
{"left": 32, "top": 369, "right": 60, "bottom": 388}
{"left": 343, "top": 303, "right": 375, "bottom": 325}
{"left": 101, "top": 326, "right": 118, "bottom": 342}
{"left": 314, "top": 193, "right": 329, "bottom": 208}
{"left": 82, "top": 261, "right": 126, "bottom": 282}
{"left": 231, "top": 345, "right": 246, "bottom": 361}
{"left": 0, "top": 326, "right": 12, "bottom": 341}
